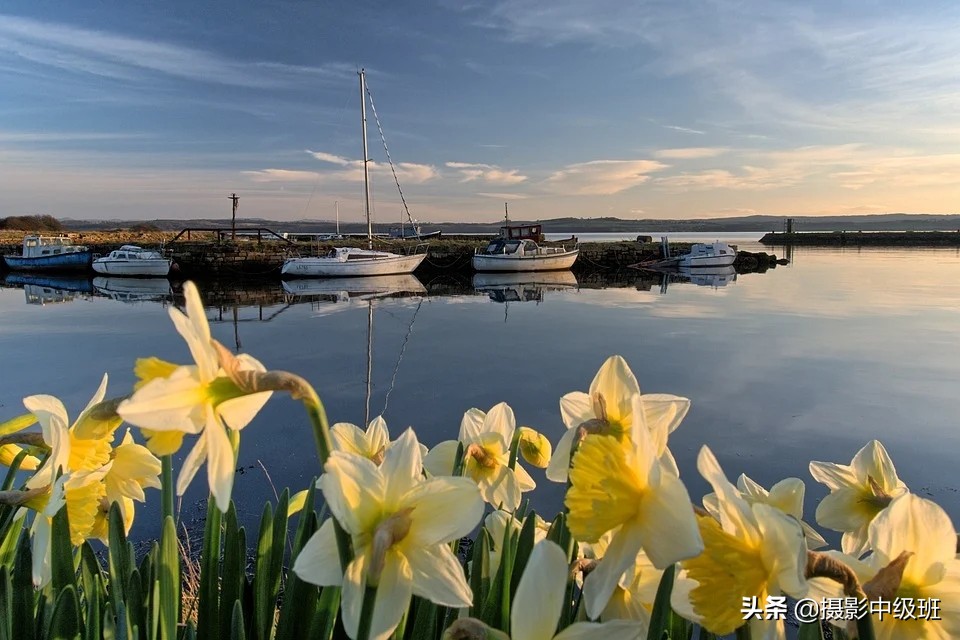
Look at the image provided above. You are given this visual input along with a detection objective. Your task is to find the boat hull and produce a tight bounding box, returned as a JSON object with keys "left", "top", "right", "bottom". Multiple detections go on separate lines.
{"left": 92, "top": 259, "right": 172, "bottom": 276}
{"left": 3, "top": 251, "right": 92, "bottom": 273}
{"left": 281, "top": 252, "right": 427, "bottom": 277}
{"left": 676, "top": 254, "right": 737, "bottom": 268}
{"left": 471, "top": 249, "right": 579, "bottom": 272}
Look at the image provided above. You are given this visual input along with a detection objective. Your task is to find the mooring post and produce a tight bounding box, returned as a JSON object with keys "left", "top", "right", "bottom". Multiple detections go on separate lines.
{"left": 228, "top": 193, "right": 240, "bottom": 241}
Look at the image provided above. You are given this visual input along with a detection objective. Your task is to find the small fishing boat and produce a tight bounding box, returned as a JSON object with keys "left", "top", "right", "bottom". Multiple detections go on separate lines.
{"left": 92, "top": 245, "right": 173, "bottom": 276}
{"left": 472, "top": 237, "right": 579, "bottom": 272}
{"left": 677, "top": 242, "right": 737, "bottom": 268}
{"left": 3, "top": 235, "right": 92, "bottom": 272}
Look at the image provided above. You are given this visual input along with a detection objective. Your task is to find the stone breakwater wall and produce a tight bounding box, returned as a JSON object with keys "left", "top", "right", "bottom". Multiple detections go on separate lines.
{"left": 0, "top": 239, "right": 783, "bottom": 276}
{"left": 760, "top": 230, "right": 960, "bottom": 246}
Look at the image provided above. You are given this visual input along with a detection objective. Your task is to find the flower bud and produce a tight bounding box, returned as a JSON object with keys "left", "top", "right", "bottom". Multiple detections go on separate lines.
{"left": 518, "top": 427, "right": 552, "bottom": 468}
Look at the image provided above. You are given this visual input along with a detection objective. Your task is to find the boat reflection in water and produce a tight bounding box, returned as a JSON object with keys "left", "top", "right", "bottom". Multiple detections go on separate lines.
{"left": 659, "top": 265, "right": 737, "bottom": 294}
{"left": 281, "top": 274, "right": 427, "bottom": 304}
{"left": 93, "top": 277, "right": 173, "bottom": 304}
{"left": 2, "top": 273, "right": 93, "bottom": 306}
{"left": 472, "top": 270, "right": 579, "bottom": 304}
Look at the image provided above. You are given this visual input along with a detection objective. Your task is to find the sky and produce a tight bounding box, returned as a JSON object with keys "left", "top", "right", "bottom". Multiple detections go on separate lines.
{"left": 2, "top": 0, "right": 960, "bottom": 224}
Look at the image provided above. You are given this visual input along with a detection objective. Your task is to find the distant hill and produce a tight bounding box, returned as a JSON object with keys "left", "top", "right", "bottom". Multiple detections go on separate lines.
{"left": 55, "top": 213, "right": 960, "bottom": 234}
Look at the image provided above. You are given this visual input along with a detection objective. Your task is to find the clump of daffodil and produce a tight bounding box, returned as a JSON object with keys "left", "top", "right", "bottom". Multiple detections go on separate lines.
{"left": 293, "top": 428, "right": 483, "bottom": 640}
{"left": 808, "top": 493, "right": 960, "bottom": 640}
{"left": 446, "top": 540, "right": 643, "bottom": 640}
{"left": 703, "top": 473, "right": 828, "bottom": 550}
{"left": 809, "top": 439, "right": 907, "bottom": 557}
{"left": 424, "top": 402, "right": 535, "bottom": 512}
{"left": 484, "top": 509, "right": 550, "bottom": 579}
{"left": 330, "top": 415, "right": 428, "bottom": 465}
{"left": 671, "top": 446, "right": 808, "bottom": 640}
{"left": 517, "top": 426, "right": 551, "bottom": 468}
{"left": 580, "top": 531, "right": 662, "bottom": 629}
{"left": 547, "top": 355, "right": 689, "bottom": 483}
{"left": 117, "top": 281, "right": 273, "bottom": 511}
{"left": 565, "top": 411, "right": 703, "bottom": 619}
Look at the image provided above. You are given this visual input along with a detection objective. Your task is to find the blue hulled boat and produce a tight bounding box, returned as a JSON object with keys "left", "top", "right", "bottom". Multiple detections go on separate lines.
{"left": 3, "top": 235, "right": 93, "bottom": 272}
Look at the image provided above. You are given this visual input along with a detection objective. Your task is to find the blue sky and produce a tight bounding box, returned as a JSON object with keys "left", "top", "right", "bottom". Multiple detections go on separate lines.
{"left": 2, "top": 0, "right": 960, "bottom": 223}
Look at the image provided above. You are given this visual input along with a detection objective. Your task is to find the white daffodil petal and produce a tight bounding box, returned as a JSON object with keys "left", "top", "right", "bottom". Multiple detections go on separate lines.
{"left": 77, "top": 373, "right": 110, "bottom": 420}
{"left": 749, "top": 616, "right": 787, "bottom": 640}
{"left": 753, "top": 503, "right": 808, "bottom": 598}
{"left": 483, "top": 463, "right": 521, "bottom": 512}
{"left": 176, "top": 436, "right": 208, "bottom": 496}
{"left": 217, "top": 391, "right": 273, "bottom": 432}
{"left": 554, "top": 620, "right": 644, "bottom": 640}
{"left": 512, "top": 540, "right": 567, "bottom": 640}
{"left": 636, "top": 472, "right": 704, "bottom": 569}
{"left": 815, "top": 489, "right": 874, "bottom": 532}
{"left": 583, "top": 520, "right": 646, "bottom": 620}
{"left": 23, "top": 394, "right": 69, "bottom": 447}
{"left": 765, "top": 478, "right": 805, "bottom": 519}
{"left": 669, "top": 573, "right": 703, "bottom": 625}
{"left": 366, "top": 416, "right": 390, "bottom": 453}
{"left": 205, "top": 416, "right": 235, "bottom": 512}
{"left": 341, "top": 553, "right": 367, "bottom": 639}
{"left": 403, "top": 477, "right": 483, "bottom": 547}
{"left": 331, "top": 423, "right": 370, "bottom": 456}
{"left": 292, "top": 519, "right": 343, "bottom": 587}
{"left": 319, "top": 452, "right": 385, "bottom": 535}
{"left": 697, "top": 446, "right": 759, "bottom": 544}
{"left": 515, "top": 463, "right": 537, "bottom": 492}
{"left": 459, "top": 408, "right": 486, "bottom": 443}
{"left": 869, "top": 494, "right": 956, "bottom": 585}
{"left": 545, "top": 427, "right": 578, "bottom": 483}
{"left": 808, "top": 461, "right": 857, "bottom": 491}
{"left": 117, "top": 370, "right": 206, "bottom": 433}
{"left": 485, "top": 402, "right": 516, "bottom": 448}
{"left": 381, "top": 429, "right": 423, "bottom": 504}
{"left": 368, "top": 552, "right": 413, "bottom": 640}
{"left": 640, "top": 394, "right": 690, "bottom": 435}
{"left": 560, "top": 391, "right": 594, "bottom": 431}
{"left": 406, "top": 545, "right": 473, "bottom": 607}
{"left": 422, "top": 440, "right": 460, "bottom": 477}
{"left": 851, "top": 440, "right": 901, "bottom": 494}
{"left": 168, "top": 305, "right": 217, "bottom": 382}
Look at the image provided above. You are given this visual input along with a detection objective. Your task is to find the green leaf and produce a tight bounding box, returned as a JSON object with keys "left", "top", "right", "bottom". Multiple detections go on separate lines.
{"left": 468, "top": 528, "right": 490, "bottom": 617}
{"left": 108, "top": 503, "right": 131, "bottom": 617}
{"left": 198, "top": 500, "right": 223, "bottom": 640}
{"left": 158, "top": 515, "right": 180, "bottom": 640}
{"left": 231, "top": 600, "right": 246, "bottom": 640}
{"left": 798, "top": 621, "right": 825, "bottom": 640}
{"left": 253, "top": 490, "right": 288, "bottom": 640}
{"left": 509, "top": 511, "right": 537, "bottom": 600}
{"left": 0, "top": 511, "right": 26, "bottom": 580}
{"left": 275, "top": 505, "right": 319, "bottom": 640}
{"left": 125, "top": 569, "right": 145, "bottom": 640}
{"left": 83, "top": 573, "right": 102, "bottom": 640}
{"left": 407, "top": 597, "right": 439, "bottom": 640}
{"left": 646, "top": 564, "right": 676, "bottom": 640}
{"left": 306, "top": 587, "right": 341, "bottom": 640}
{"left": 0, "top": 566, "right": 11, "bottom": 640}
{"left": 220, "top": 504, "right": 246, "bottom": 640}
{"left": 47, "top": 583, "right": 81, "bottom": 640}
{"left": 13, "top": 533, "right": 35, "bottom": 640}
{"left": 50, "top": 506, "right": 75, "bottom": 595}
{"left": 479, "top": 517, "right": 514, "bottom": 632}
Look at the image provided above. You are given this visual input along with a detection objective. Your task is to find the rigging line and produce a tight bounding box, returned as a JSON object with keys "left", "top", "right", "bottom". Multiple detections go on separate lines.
{"left": 364, "top": 79, "right": 421, "bottom": 240}
{"left": 382, "top": 296, "right": 424, "bottom": 417}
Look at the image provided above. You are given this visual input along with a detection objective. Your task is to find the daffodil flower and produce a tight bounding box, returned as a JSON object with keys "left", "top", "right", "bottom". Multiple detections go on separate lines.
{"left": 116, "top": 281, "right": 272, "bottom": 511}
{"left": 809, "top": 439, "right": 907, "bottom": 557}
{"left": 547, "top": 355, "right": 689, "bottom": 483}
{"left": 484, "top": 509, "right": 549, "bottom": 579}
{"left": 423, "top": 402, "right": 535, "bottom": 512}
{"left": 565, "top": 408, "right": 703, "bottom": 620}
{"left": 703, "top": 473, "right": 828, "bottom": 549}
{"left": 581, "top": 531, "right": 661, "bottom": 629}
{"left": 293, "top": 428, "right": 483, "bottom": 640}
{"left": 450, "top": 540, "right": 643, "bottom": 640}
{"left": 808, "top": 493, "right": 960, "bottom": 639}
{"left": 331, "top": 415, "right": 428, "bottom": 464}
{"left": 517, "top": 426, "right": 552, "bottom": 468}
{"left": 671, "top": 446, "right": 808, "bottom": 640}
{"left": 28, "top": 474, "right": 67, "bottom": 587}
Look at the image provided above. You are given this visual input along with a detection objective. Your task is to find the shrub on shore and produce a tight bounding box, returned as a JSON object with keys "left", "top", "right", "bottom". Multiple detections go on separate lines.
{"left": 0, "top": 214, "right": 63, "bottom": 231}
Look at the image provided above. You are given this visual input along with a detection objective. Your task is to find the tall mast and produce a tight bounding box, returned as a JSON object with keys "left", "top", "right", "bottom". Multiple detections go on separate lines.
{"left": 360, "top": 69, "right": 373, "bottom": 250}
{"left": 335, "top": 200, "right": 340, "bottom": 235}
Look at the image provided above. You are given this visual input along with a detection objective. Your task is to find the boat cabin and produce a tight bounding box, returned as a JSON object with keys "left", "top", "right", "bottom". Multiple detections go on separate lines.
{"left": 104, "top": 245, "right": 164, "bottom": 260}
{"left": 498, "top": 224, "right": 543, "bottom": 242}
{"left": 21, "top": 235, "right": 88, "bottom": 258}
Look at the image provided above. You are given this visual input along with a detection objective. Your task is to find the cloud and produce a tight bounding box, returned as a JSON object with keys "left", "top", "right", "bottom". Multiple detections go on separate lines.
{"left": 654, "top": 147, "right": 727, "bottom": 160}
{"left": 243, "top": 169, "right": 319, "bottom": 183}
{"left": 546, "top": 159, "right": 668, "bottom": 195}
{"left": 446, "top": 161, "right": 527, "bottom": 184}
{"left": 308, "top": 151, "right": 352, "bottom": 166}
{"left": 0, "top": 14, "right": 353, "bottom": 88}
{"left": 476, "top": 192, "right": 530, "bottom": 199}
{"left": 663, "top": 125, "right": 705, "bottom": 135}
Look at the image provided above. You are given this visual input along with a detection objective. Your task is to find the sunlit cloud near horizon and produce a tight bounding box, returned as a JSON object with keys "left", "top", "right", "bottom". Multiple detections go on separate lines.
{"left": 1, "top": 1, "right": 959, "bottom": 223}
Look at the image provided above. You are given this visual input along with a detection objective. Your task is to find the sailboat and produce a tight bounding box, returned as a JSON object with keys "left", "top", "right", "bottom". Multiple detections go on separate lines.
{"left": 282, "top": 69, "right": 428, "bottom": 278}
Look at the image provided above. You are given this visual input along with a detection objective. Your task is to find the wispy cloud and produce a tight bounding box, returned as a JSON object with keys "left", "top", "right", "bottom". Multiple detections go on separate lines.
{"left": 654, "top": 147, "right": 727, "bottom": 160}
{"left": 546, "top": 159, "right": 668, "bottom": 195}
{"left": 476, "top": 192, "right": 530, "bottom": 199}
{"left": 0, "top": 130, "right": 151, "bottom": 142}
{"left": 446, "top": 161, "right": 527, "bottom": 184}
{"left": 0, "top": 14, "right": 353, "bottom": 88}
{"left": 248, "top": 150, "right": 439, "bottom": 185}
{"left": 663, "top": 125, "right": 705, "bottom": 135}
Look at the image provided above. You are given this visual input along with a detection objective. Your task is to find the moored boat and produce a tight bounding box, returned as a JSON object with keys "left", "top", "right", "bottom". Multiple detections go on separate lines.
{"left": 3, "top": 235, "right": 92, "bottom": 272}
{"left": 92, "top": 245, "right": 173, "bottom": 276}
{"left": 677, "top": 242, "right": 737, "bottom": 268}
{"left": 472, "top": 236, "right": 579, "bottom": 272}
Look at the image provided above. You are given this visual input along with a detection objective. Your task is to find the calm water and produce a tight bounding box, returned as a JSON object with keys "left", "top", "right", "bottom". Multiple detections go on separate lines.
{"left": 2, "top": 244, "right": 960, "bottom": 541}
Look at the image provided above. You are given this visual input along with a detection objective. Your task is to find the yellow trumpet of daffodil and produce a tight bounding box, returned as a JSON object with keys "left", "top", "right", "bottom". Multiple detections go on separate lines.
{"left": 423, "top": 402, "right": 535, "bottom": 512}
{"left": 0, "top": 413, "right": 41, "bottom": 470}
{"left": 547, "top": 355, "right": 689, "bottom": 483}
{"left": 809, "top": 439, "right": 907, "bottom": 557}
{"left": 330, "top": 415, "right": 428, "bottom": 465}
{"left": 565, "top": 399, "right": 703, "bottom": 620}
{"left": 808, "top": 493, "right": 960, "bottom": 640}
{"left": 703, "top": 473, "right": 828, "bottom": 550}
{"left": 117, "top": 281, "right": 273, "bottom": 511}
{"left": 293, "top": 428, "right": 483, "bottom": 640}
{"left": 671, "top": 446, "right": 808, "bottom": 640}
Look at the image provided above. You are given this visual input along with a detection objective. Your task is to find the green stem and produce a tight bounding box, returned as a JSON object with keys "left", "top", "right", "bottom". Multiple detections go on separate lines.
{"left": 736, "top": 622, "right": 753, "bottom": 640}
{"left": 356, "top": 584, "right": 379, "bottom": 640}
{"left": 161, "top": 455, "right": 174, "bottom": 523}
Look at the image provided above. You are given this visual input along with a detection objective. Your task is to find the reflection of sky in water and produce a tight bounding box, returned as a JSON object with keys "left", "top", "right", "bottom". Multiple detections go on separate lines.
{"left": 2, "top": 244, "right": 960, "bottom": 541}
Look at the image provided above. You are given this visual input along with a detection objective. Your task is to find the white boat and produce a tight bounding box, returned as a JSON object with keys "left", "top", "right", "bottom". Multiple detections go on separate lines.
{"left": 282, "top": 70, "right": 428, "bottom": 278}
{"left": 472, "top": 237, "right": 579, "bottom": 272}
{"left": 677, "top": 265, "right": 737, "bottom": 287}
{"left": 92, "top": 245, "right": 172, "bottom": 276}
{"left": 93, "top": 276, "right": 173, "bottom": 302}
{"left": 676, "top": 242, "right": 737, "bottom": 268}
